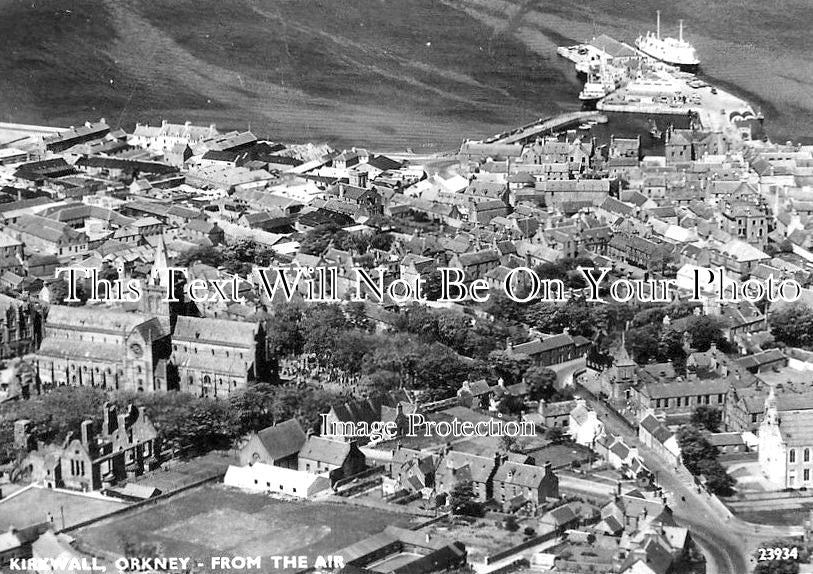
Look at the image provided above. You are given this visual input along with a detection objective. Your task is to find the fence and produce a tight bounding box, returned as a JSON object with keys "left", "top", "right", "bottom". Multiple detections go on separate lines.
{"left": 485, "top": 531, "right": 559, "bottom": 565}
{"left": 61, "top": 473, "right": 223, "bottom": 533}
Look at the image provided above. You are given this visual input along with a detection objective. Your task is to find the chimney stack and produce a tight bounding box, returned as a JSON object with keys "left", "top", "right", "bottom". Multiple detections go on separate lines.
{"left": 117, "top": 414, "right": 128, "bottom": 435}
{"left": 103, "top": 402, "right": 118, "bottom": 435}
{"left": 80, "top": 420, "right": 94, "bottom": 445}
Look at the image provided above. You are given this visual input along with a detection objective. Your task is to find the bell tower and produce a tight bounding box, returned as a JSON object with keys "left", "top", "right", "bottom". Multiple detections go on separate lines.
{"left": 140, "top": 234, "right": 179, "bottom": 329}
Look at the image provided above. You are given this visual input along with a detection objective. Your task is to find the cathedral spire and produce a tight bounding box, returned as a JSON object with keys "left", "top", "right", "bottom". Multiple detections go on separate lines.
{"left": 150, "top": 234, "right": 169, "bottom": 286}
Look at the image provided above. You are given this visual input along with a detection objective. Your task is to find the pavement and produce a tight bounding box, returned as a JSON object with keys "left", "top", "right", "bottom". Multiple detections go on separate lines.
{"left": 576, "top": 380, "right": 804, "bottom": 574}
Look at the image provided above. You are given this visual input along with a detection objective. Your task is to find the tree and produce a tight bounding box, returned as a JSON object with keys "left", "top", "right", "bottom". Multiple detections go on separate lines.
{"left": 676, "top": 425, "right": 718, "bottom": 475}
{"left": 685, "top": 315, "right": 726, "bottom": 352}
{"left": 489, "top": 350, "right": 531, "bottom": 386}
{"left": 345, "top": 301, "right": 371, "bottom": 331}
{"left": 676, "top": 424, "right": 736, "bottom": 495}
{"left": 498, "top": 394, "right": 525, "bottom": 416}
{"left": 770, "top": 303, "right": 813, "bottom": 348}
{"left": 691, "top": 406, "right": 722, "bottom": 433}
{"left": 449, "top": 482, "right": 483, "bottom": 516}
{"left": 546, "top": 426, "right": 567, "bottom": 443}
{"left": 525, "top": 367, "right": 559, "bottom": 402}
{"left": 500, "top": 434, "right": 518, "bottom": 453}
{"left": 626, "top": 324, "right": 661, "bottom": 364}
{"left": 299, "top": 223, "right": 342, "bottom": 255}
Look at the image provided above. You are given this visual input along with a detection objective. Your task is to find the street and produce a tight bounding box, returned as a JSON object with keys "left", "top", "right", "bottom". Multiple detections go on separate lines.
{"left": 576, "top": 379, "right": 803, "bottom": 574}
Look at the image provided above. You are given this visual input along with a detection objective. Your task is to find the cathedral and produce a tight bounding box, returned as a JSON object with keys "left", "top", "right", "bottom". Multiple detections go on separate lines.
{"left": 34, "top": 237, "right": 267, "bottom": 394}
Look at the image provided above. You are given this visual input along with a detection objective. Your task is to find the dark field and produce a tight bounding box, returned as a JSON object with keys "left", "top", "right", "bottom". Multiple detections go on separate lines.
{"left": 75, "top": 483, "right": 415, "bottom": 572}
{"left": 0, "top": 0, "right": 810, "bottom": 149}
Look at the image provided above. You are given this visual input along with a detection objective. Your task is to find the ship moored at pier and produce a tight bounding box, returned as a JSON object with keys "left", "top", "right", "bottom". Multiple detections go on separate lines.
{"left": 635, "top": 11, "right": 700, "bottom": 71}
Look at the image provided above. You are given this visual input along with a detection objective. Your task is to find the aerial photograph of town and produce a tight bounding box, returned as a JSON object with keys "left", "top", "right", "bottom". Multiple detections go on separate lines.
{"left": 0, "top": 0, "right": 812, "bottom": 573}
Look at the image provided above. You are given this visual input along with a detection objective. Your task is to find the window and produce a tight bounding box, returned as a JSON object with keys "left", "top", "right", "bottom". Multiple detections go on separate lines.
{"left": 806, "top": 469, "right": 810, "bottom": 482}
{"left": 806, "top": 449, "right": 810, "bottom": 463}
{"left": 790, "top": 449, "right": 797, "bottom": 463}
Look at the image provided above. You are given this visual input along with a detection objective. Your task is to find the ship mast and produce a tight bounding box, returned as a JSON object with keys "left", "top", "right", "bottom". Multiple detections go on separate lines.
{"left": 656, "top": 10, "right": 661, "bottom": 39}
{"left": 679, "top": 19, "right": 684, "bottom": 42}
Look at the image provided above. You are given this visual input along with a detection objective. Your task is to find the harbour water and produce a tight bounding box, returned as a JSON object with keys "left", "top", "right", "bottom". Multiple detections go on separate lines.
{"left": 0, "top": 0, "right": 809, "bottom": 148}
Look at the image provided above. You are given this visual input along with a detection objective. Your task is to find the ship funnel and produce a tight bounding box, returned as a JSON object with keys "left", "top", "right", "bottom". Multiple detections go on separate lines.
{"left": 656, "top": 11, "right": 661, "bottom": 40}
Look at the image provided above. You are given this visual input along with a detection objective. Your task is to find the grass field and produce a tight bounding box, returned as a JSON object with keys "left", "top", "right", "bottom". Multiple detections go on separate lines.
{"left": 0, "top": 486, "right": 128, "bottom": 530}
{"left": 76, "top": 483, "right": 414, "bottom": 571}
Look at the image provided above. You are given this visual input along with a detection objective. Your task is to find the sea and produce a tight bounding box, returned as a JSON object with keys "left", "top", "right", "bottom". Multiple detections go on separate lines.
{"left": 0, "top": 0, "right": 809, "bottom": 150}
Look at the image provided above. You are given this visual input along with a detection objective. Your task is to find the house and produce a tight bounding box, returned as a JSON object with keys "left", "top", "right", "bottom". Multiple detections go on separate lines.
{"left": 507, "top": 333, "right": 590, "bottom": 367}
{"left": 492, "top": 461, "right": 559, "bottom": 511}
{"left": 535, "top": 399, "right": 577, "bottom": 429}
{"left": 632, "top": 378, "right": 729, "bottom": 423}
{"left": 457, "top": 379, "right": 495, "bottom": 410}
{"left": 321, "top": 392, "right": 413, "bottom": 443}
{"left": 448, "top": 249, "right": 501, "bottom": 282}
{"left": 297, "top": 436, "right": 366, "bottom": 483}
{"left": 0, "top": 294, "right": 37, "bottom": 360}
{"left": 434, "top": 450, "right": 499, "bottom": 503}
{"left": 708, "top": 432, "right": 748, "bottom": 456}
{"left": 539, "top": 503, "right": 580, "bottom": 532}
{"left": 568, "top": 399, "right": 605, "bottom": 447}
{"left": 224, "top": 462, "right": 330, "bottom": 499}
{"left": 17, "top": 402, "right": 160, "bottom": 491}
{"left": 392, "top": 446, "right": 437, "bottom": 494}
{"left": 638, "top": 413, "right": 681, "bottom": 466}
{"left": 4, "top": 214, "right": 89, "bottom": 257}
{"left": 44, "top": 121, "right": 110, "bottom": 153}
{"left": 237, "top": 419, "right": 308, "bottom": 469}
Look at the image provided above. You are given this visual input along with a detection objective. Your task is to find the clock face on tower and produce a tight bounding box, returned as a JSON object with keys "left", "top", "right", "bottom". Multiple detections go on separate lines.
{"left": 130, "top": 342, "right": 144, "bottom": 358}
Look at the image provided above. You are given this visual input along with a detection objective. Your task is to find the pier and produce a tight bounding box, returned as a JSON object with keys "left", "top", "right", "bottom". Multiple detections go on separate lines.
{"left": 486, "top": 111, "right": 602, "bottom": 145}
{"left": 556, "top": 36, "right": 754, "bottom": 137}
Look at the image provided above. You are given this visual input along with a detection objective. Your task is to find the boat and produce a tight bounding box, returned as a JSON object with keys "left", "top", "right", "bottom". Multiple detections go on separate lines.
{"left": 579, "top": 62, "right": 616, "bottom": 106}
{"left": 648, "top": 118, "right": 663, "bottom": 140}
{"left": 635, "top": 11, "right": 700, "bottom": 71}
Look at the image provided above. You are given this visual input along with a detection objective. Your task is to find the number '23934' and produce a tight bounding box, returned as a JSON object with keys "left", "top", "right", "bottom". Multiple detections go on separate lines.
{"left": 758, "top": 547, "right": 799, "bottom": 561}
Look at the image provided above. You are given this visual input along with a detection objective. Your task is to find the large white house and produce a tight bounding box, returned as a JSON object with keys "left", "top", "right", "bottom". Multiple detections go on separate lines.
{"left": 758, "top": 386, "right": 813, "bottom": 488}
{"left": 568, "top": 399, "right": 605, "bottom": 447}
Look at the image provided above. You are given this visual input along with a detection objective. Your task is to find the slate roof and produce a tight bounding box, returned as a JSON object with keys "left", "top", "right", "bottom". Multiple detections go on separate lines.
{"left": 512, "top": 334, "right": 575, "bottom": 356}
{"left": 256, "top": 419, "right": 308, "bottom": 461}
{"left": 494, "top": 461, "right": 549, "bottom": 489}
{"left": 298, "top": 436, "right": 353, "bottom": 466}
{"left": 173, "top": 316, "right": 257, "bottom": 348}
